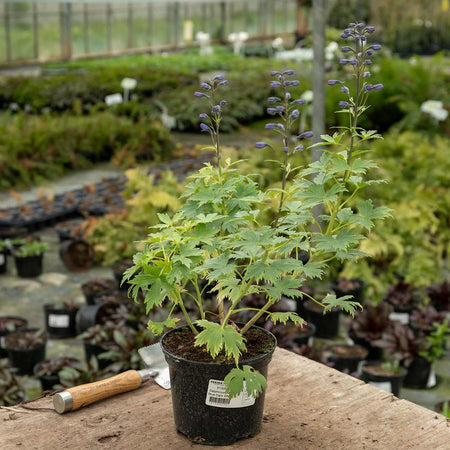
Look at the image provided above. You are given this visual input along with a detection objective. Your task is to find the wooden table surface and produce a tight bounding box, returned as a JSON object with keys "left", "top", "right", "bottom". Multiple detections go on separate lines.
{"left": 1, "top": 348, "right": 449, "bottom": 449}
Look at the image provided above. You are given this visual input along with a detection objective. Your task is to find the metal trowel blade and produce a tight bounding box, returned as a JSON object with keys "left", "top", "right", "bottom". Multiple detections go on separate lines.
{"left": 138, "top": 343, "right": 171, "bottom": 390}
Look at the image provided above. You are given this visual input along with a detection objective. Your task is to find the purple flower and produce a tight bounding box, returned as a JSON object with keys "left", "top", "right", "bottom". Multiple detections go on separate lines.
{"left": 200, "top": 82, "right": 211, "bottom": 90}
{"left": 363, "top": 84, "right": 373, "bottom": 92}
{"left": 371, "top": 44, "right": 382, "bottom": 51}
{"left": 372, "top": 83, "right": 384, "bottom": 91}
{"left": 255, "top": 142, "right": 273, "bottom": 149}
{"left": 290, "top": 80, "right": 300, "bottom": 86}
{"left": 284, "top": 80, "right": 291, "bottom": 86}
{"left": 212, "top": 105, "right": 221, "bottom": 113}
{"left": 366, "top": 50, "right": 373, "bottom": 56}
{"left": 349, "top": 59, "right": 358, "bottom": 66}
{"left": 213, "top": 75, "right": 224, "bottom": 81}
{"left": 298, "top": 131, "right": 313, "bottom": 139}
{"left": 283, "top": 69, "right": 294, "bottom": 75}
{"left": 218, "top": 80, "right": 228, "bottom": 86}
{"left": 270, "top": 70, "right": 280, "bottom": 76}
{"left": 291, "top": 99, "right": 306, "bottom": 105}
{"left": 365, "top": 59, "right": 373, "bottom": 65}
{"left": 339, "top": 101, "right": 349, "bottom": 108}
{"left": 267, "top": 108, "right": 278, "bottom": 115}
{"left": 194, "top": 91, "right": 209, "bottom": 98}
{"left": 363, "top": 71, "right": 371, "bottom": 78}
{"left": 282, "top": 146, "right": 289, "bottom": 154}
{"left": 341, "top": 46, "right": 351, "bottom": 53}
{"left": 328, "top": 80, "right": 341, "bottom": 86}
{"left": 270, "top": 81, "right": 281, "bottom": 88}
{"left": 199, "top": 113, "right": 207, "bottom": 119}
{"left": 220, "top": 100, "right": 227, "bottom": 106}
{"left": 348, "top": 23, "right": 356, "bottom": 27}
{"left": 339, "top": 59, "right": 350, "bottom": 65}
{"left": 200, "top": 123, "right": 211, "bottom": 132}
{"left": 265, "top": 123, "right": 276, "bottom": 130}
{"left": 267, "top": 97, "right": 281, "bottom": 104}
{"left": 356, "top": 23, "right": 365, "bottom": 28}
{"left": 290, "top": 109, "right": 299, "bottom": 120}
{"left": 294, "top": 144, "right": 304, "bottom": 153}
{"left": 365, "top": 26, "right": 375, "bottom": 34}
{"left": 275, "top": 124, "right": 285, "bottom": 131}
{"left": 275, "top": 106, "right": 284, "bottom": 112}
{"left": 341, "top": 86, "right": 350, "bottom": 94}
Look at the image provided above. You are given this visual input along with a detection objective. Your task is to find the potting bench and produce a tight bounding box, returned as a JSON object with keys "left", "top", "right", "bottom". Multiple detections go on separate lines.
{"left": 1, "top": 348, "right": 449, "bottom": 449}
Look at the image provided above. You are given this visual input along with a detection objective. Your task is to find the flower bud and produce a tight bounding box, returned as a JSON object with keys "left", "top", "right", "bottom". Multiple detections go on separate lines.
{"left": 328, "top": 80, "right": 341, "bottom": 86}
{"left": 194, "top": 91, "right": 209, "bottom": 98}
{"left": 339, "top": 101, "right": 349, "bottom": 108}
{"left": 200, "top": 83, "right": 211, "bottom": 90}
{"left": 267, "top": 97, "right": 281, "bottom": 104}
{"left": 298, "top": 131, "right": 313, "bottom": 139}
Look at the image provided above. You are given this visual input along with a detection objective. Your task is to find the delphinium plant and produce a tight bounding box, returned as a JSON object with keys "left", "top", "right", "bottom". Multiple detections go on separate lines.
{"left": 126, "top": 22, "right": 389, "bottom": 398}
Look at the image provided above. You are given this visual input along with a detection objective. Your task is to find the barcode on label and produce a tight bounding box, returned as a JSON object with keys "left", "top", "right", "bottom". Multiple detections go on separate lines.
{"left": 208, "top": 396, "right": 231, "bottom": 405}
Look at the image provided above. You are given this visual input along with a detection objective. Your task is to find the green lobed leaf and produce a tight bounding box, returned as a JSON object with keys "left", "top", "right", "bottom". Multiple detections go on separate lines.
{"left": 269, "top": 312, "right": 306, "bottom": 327}
{"left": 147, "top": 316, "right": 179, "bottom": 335}
{"left": 322, "top": 294, "right": 362, "bottom": 317}
{"left": 224, "top": 365, "right": 267, "bottom": 399}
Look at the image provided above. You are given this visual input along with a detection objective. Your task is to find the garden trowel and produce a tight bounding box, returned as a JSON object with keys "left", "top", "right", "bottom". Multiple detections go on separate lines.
{"left": 53, "top": 343, "right": 170, "bottom": 414}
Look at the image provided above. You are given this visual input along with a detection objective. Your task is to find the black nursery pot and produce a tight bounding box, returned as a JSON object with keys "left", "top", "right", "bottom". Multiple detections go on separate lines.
{"left": 361, "top": 363, "right": 407, "bottom": 397}
{"left": 304, "top": 300, "right": 340, "bottom": 338}
{"left": 44, "top": 304, "right": 79, "bottom": 338}
{"left": 403, "top": 356, "right": 434, "bottom": 389}
{"left": 347, "top": 332, "right": 384, "bottom": 361}
{"left": 5, "top": 328, "right": 47, "bottom": 375}
{"left": 161, "top": 325, "right": 276, "bottom": 446}
{"left": 326, "top": 344, "right": 368, "bottom": 373}
{"left": 14, "top": 254, "right": 43, "bottom": 278}
{"left": 0, "top": 316, "right": 28, "bottom": 358}
{"left": 293, "top": 323, "right": 316, "bottom": 346}
{"left": 331, "top": 278, "right": 365, "bottom": 304}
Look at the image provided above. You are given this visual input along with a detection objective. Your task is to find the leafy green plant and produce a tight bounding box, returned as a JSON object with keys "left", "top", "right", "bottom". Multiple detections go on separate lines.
{"left": 419, "top": 319, "right": 449, "bottom": 363}
{"left": 126, "top": 23, "right": 389, "bottom": 399}
{"left": 14, "top": 241, "right": 48, "bottom": 258}
{"left": 380, "top": 359, "right": 403, "bottom": 375}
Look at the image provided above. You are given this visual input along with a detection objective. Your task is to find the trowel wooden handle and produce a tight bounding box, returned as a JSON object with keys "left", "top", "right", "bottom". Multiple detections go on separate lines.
{"left": 53, "top": 370, "right": 142, "bottom": 414}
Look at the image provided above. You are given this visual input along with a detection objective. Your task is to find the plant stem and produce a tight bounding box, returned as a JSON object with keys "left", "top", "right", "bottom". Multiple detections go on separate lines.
{"left": 240, "top": 299, "right": 274, "bottom": 334}
{"left": 175, "top": 290, "right": 198, "bottom": 334}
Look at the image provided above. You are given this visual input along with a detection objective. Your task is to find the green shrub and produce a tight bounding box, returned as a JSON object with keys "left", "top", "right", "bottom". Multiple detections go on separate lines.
{"left": 0, "top": 112, "right": 175, "bottom": 189}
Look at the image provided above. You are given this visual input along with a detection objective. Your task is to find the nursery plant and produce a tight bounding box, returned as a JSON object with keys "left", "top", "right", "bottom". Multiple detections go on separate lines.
{"left": 125, "top": 23, "right": 389, "bottom": 444}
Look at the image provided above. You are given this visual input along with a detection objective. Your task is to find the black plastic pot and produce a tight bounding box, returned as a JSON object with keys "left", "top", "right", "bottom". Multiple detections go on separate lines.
{"left": 44, "top": 304, "right": 79, "bottom": 338}
{"left": 5, "top": 328, "right": 47, "bottom": 375}
{"left": 331, "top": 278, "right": 365, "bottom": 304}
{"left": 59, "top": 239, "right": 94, "bottom": 271}
{"left": 361, "top": 363, "right": 407, "bottom": 397}
{"left": 293, "top": 323, "right": 316, "bottom": 346}
{"left": 403, "top": 356, "right": 435, "bottom": 389}
{"left": 83, "top": 341, "right": 115, "bottom": 370}
{"left": 304, "top": 300, "right": 340, "bottom": 338}
{"left": 161, "top": 324, "right": 276, "bottom": 446}
{"left": 76, "top": 304, "right": 108, "bottom": 334}
{"left": 326, "top": 344, "right": 368, "bottom": 373}
{"left": 0, "top": 315, "right": 28, "bottom": 358}
{"left": 347, "top": 332, "right": 384, "bottom": 361}
{"left": 14, "top": 254, "right": 43, "bottom": 278}
{"left": 81, "top": 278, "right": 117, "bottom": 305}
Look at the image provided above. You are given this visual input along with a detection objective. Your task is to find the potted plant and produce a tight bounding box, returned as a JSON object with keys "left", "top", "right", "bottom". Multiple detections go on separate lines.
{"left": 427, "top": 280, "right": 450, "bottom": 312}
{"left": 13, "top": 240, "right": 48, "bottom": 278}
{"left": 44, "top": 299, "right": 81, "bottom": 338}
{"left": 33, "top": 357, "right": 82, "bottom": 391}
{"left": 325, "top": 344, "right": 368, "bottom": 374}
{"left": 361, "top": 360, "right": 407, "bottom": 397}
{"left": 125, "top": 23, "right": 388, "bottom": 445}
{"left": 4, "top": 328, "right": 47, "bottom": 375}
{"left": 409, "top": 306, "right": 448, "bottom": 335}
{"left": 81, "top": 277, "right": 117, "bottom": 305}
{"left": 0, "top": 315, "right": 28, "bottom": 358}
{"left": 0, "top": 361, "right": 24, "bottom": 406}
{"left": 346, "top": 301, "right": 394, "bottom": 360}
{"left": 382, "top": 282, "right": 422, "bottom": 324}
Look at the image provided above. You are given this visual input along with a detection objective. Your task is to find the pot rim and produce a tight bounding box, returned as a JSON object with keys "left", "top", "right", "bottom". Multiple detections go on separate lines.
{"left": 161, "top": 322, "right": 277, "bottom": 368}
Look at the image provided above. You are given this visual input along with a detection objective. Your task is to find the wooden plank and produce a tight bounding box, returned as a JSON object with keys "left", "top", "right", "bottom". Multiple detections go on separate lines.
{"left": 1, "top": 348, "right": 449, "bottom": 449}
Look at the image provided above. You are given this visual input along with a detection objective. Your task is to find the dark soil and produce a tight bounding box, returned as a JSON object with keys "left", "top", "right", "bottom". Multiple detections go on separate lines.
{"left": 363, "top": 364, "right": 402, "bottom": 377}
{"left": 328, "top": 344, "right": 367, "bottom": 358}
{"left": 163, "top": 327, "right": 275, "bottom": 364}
{"left": 5, "top": 329, "right": 47, "bottom": 350}
{"left": 82, "top": 278, "right": 117, "bottom": 294}
{"left": 0, "top": 316, "right": 27, "bottom": 333}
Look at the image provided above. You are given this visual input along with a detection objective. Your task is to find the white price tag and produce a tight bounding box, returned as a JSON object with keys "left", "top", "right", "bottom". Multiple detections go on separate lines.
{"left": 389, "top": 312, "right": 409, "bottom": 325}
{"left": 368, "top": 381, "right": 392, "bottom": 393}
{"left": 0, "top": 254, "right": 5, "bottom": 265}
{"left": 205, "top": 379, "right": 256, "bottom": 409}
{"left": 48, "top": 314, "right": 70, "bottom": 328}
{"left": 426, "top": 364, "right": 436, "bottom": 388}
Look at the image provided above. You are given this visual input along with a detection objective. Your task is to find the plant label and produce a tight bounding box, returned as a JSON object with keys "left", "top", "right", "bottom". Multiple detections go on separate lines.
{"left": 426, "top": 364, "right": 436, "bottom": 388}
{"left": 389, "top": 312, "right": 409, "bottom": 325}
{"left": 48, "top": 314, "right": 70, "bottom": 328}
{"left": 368, "top": 381, "right": 392, "bottom": 393}
{"left": 205, "top": 379, "right": 255, "bottom": 408}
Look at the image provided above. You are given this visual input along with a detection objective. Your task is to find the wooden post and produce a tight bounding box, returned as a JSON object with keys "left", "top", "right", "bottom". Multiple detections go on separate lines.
{"left": 83, "top": 4, "right": 90, "bottom": 55}
{"left": 173, "top": 2, "right": 180, "bottom": 47}
{"left": 312, "top": 0, "right": 326, "bottom": 157}
{"left": 127, "top": 3, "right": 133, "bottom": 49}
{"left": 4, "top": 3, "right": 11, "bottom": 62}
{"left": 60, "top": 3, "right": 72, "bottom": 61}
{"left": 32, "top": 3, "right": 39, "bottom": 60}
{"left": 106, "top": 3, "right": 112, "bottom": 52}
